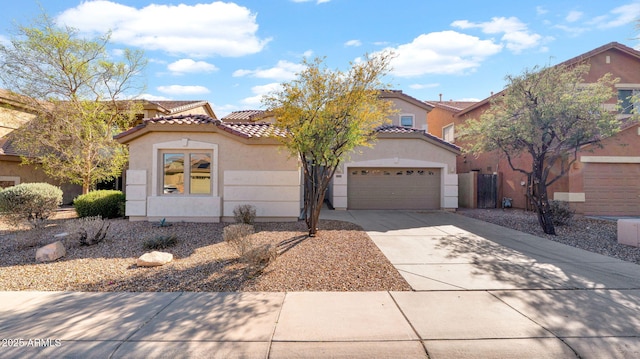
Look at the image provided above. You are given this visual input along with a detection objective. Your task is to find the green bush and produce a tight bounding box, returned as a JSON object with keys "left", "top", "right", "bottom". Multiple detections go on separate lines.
{"left": 0, "top": 182, "right": 63, "bottom": 228}
{"left": 73, "top": 190, "right": 125, "bottom": 219}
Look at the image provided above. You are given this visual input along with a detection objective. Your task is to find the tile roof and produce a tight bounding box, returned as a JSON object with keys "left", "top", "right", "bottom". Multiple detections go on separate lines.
{"left": 144, "top": 114, "right": 218, "bottom": 125}
{"left": 115, "top": 114, "right": 287, "bottom": 140}
{"left": 375, "top": 125, "right": 461, "bottom": 152}
{"left": 0, "top": 137, "right": 19, "bottom": 157}
{"left": 425, "top": 100, "right": 478, "bottom": 112}
{"left": 379, "top": 90, "right": 434, "bottom": 111}
{"left": 222, "top": 110, "right": 266, "bottom": 121}
{"left": 117, "top": 114, "right": 458, "bottom": 153}
{"left": 221, "top": 122, "right": 287, "bottom": 138}
{"left": 146, "top": 100, "right": 210, "bottom": 114}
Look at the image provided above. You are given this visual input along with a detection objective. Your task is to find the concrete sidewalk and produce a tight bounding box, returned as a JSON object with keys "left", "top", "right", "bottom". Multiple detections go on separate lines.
{"left": 1, "top": 210, "right": 639, "bottom": 358}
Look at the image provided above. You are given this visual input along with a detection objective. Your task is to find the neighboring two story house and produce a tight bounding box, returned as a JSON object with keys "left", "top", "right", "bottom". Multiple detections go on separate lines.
{"left": 427, "top": 42, "right": 640, "bottom": 216}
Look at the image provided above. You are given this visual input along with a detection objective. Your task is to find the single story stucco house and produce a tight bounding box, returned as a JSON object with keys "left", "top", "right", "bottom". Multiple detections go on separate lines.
{"left": 115, "top": 113, "right": 461, "bottom": 222}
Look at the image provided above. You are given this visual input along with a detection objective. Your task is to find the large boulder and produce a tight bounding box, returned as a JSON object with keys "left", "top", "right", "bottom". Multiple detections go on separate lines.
{"left": 137, "top": 251, "right": 173, "bottom": 267}
{"left": 36, "top": 241, "right": 66, "bottom": 262}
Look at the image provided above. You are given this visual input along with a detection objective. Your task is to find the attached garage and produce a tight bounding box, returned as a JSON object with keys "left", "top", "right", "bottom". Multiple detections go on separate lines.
{"left": 583, "top": 163, "right": 640, "bottom": 216}
{"left": 348, "top": 167, "right": 441, "bottom": 209}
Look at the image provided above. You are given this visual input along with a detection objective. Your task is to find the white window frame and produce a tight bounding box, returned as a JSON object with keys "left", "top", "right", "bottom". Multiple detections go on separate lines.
{"left": 442, "top": 123, "right": 455, "bottom": 143}
{"left": 152, "top": 139, "right": 218, "bottom": 197}
{"left": 615, "top": 83, "right": 640, "bottom": 115}
{"left": 400, "top": 114, "right": 414, "bottom": 128}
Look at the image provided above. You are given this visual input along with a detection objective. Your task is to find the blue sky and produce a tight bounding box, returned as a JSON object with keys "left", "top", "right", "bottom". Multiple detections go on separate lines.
{"left": 1, "top": 1, "right": 639, "bottom": 117}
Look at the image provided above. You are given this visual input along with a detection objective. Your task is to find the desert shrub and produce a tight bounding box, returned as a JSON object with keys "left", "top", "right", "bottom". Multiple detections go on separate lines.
{"left": 223, "top": 223, "right": 277, "bottom": 269}
{"left": 73, "top": 190, "right": 125, "bottom": 219}
{"left": 549, "top": 200, "right": 575, "bottom": 226}
{"left": 65, "top": 216, "right": 111, "bottom": 246}
{"left": 244, "top": 243, "right": 278, "bottom": 267}
{"left": 0, "top": 183, "right": 63, "bottom": 228}
{"left": 224, "top": 223, "right": 255, "bottom": 256}
{"left": 233, "top": 204, "right": 257, "bottom": 224}
{"left": 143, "top": 234, "right": 178, "bottom": 250}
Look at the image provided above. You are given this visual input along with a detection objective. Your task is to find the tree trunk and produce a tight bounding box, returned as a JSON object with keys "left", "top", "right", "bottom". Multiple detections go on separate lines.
{"left": 303, "top": 163, "right": 331, "bottom": 237}
{"left": 531, "top": 177, "right": 556, "bottom": 235}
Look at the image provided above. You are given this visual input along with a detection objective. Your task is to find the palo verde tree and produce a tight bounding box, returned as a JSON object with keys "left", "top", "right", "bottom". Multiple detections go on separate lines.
{"left": 0, "top": 13, "right": 146, "bottom": 194}
{"left": 263, "top": 53, "right": 396, "bottom": 236}
{"left": 460, "top": 63, "right": 619, "bottom": 235}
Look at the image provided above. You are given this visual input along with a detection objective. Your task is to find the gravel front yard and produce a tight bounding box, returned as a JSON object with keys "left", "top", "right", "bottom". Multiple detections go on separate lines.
{"left": 0, "top": 213, "right": 411, "bottom": 292}
{"left": 2, "top": 207, "right": 638, "bottom": 292}
{"left": 456, "top": 208, "right": 640, "bottom": 264}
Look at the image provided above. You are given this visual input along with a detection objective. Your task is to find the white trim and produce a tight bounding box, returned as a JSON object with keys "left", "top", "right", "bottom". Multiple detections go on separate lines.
{"left": 399, "top": 114, "right": 414, "bottom": 128}
{"left": 442, "top": 123, "right": 455, "bottom": 143}
{"left": 615, "top": 83, "right": 640, "bottom": 89}
{"left": 151, "top": 139, "right": 218, "bottom": 196}
{"left": 553, "top": 192, "right": 586, "bottom": 202}
{"left": 580, "top": 156, "right": 640, "bottom": 163}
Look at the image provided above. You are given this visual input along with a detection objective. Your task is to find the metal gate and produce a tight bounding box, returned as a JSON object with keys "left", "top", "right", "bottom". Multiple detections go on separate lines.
{"left": 477, "top": 174, "right": 498, "bottom": 208}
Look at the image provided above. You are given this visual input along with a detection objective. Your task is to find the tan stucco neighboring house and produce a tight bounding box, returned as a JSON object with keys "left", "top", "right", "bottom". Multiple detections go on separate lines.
{"left": 115, "top": 114, "right": 302, "bottom": 222}
{"left": 0, "top": 90, "right": 83, "bottom": 202}
{"left": 140, "top": 100, "right": 217, "bottom": 120}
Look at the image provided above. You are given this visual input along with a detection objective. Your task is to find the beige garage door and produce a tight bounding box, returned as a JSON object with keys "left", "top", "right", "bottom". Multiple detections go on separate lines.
{"left": 348, "top": 167, "right": 441, "bottom": 210}
{"left": 583, "top": 163, "right": 640, "bottom": 216}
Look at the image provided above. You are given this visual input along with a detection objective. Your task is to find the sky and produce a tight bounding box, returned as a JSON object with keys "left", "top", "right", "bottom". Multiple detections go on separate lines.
{"left": 1, "top": 0, "right": 640, "bottom": 117}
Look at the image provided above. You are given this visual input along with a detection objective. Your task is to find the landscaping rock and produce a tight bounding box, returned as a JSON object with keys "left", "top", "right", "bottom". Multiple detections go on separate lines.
{"left": 36, "top": 241, "right": 66, "bottom": 262}
{"left": 137, "top": 251, "right": 173, "bottom": 267}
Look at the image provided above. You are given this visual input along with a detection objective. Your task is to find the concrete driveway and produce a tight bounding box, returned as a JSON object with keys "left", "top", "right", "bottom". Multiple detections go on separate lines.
{"left": 320, "top": 209, "right": 640, "bottom": 357}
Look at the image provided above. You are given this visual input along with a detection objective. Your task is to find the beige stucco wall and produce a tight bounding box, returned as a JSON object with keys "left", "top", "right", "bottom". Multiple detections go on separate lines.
{"left": 388, "top": 100, "right": 429, "bottom": 130}
{"left": 0, "top": 157, "right": 82, "bottom": 204}
{"left": 124, "top": 129, "right": 301, "bottom": 222}
{"left": 331, "top": 137, "right": 459, "bottom": 210}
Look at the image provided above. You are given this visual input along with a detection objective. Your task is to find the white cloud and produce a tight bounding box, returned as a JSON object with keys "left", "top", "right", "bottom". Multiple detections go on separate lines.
{"left": 536, "top": 6, "right": 548, "bottom": 15}
{"left": 566, "top": 10, "right": 583, "bottom": 22}
{"left": 554, "top": 24, "right": 588, "bottom": 37}
{"left": 137, "top": 93, "right": 171, "bottom": 101}
{"left": 345, "top": 39, "right": 362, "bottom": 47}
{"left": 451, "top": 17, "right": 542, "bottom": 53}
{"left": 409, "top": 83, "right": 440, "bottom": 90}
{"left": 157, "top": 85, "right": 210, "bottom": 95}
{"left": 376, "top": 31, "right": 503, "bottom": 77}
{"left": 590, "top": 3, "right": 640, "bottom": 29}
{"left": 56, "top": 1, "right": 271, "bottom": 57}
{"left": 233, "top": 60, "right": 305, "bottom": 81}
{"left": 168, "top": 59, "right": 218, "bottom": 74}
{"left": 241, "top": 82, "right": 281, "bottom": 105}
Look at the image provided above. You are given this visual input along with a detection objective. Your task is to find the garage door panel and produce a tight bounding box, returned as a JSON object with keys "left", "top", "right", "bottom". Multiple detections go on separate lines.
{"left": 348, "top": 167, "right": 440, "bottom": 210}
{"left": 583, "top": 163, "right": 640, "bottom": 216}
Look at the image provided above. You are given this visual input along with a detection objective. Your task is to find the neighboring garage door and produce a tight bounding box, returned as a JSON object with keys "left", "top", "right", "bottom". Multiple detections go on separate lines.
{"left": 348, "top": 167, "right": 440, "bottom": 210}
{"left": 583, "top": 163, "right": 640, "bottom": 216}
